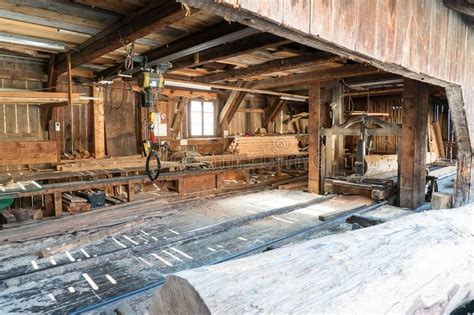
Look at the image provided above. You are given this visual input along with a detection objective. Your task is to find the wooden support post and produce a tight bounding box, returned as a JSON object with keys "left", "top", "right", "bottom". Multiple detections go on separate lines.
{"left": 308, "top": 82, "right": 321, "bottom": 194}
{"left": 66, "top": 51, "right": 73, "bottom": 106}
{"left": 445, "top": 85, "right": 472, "bottom": 206}
{"left": 53, "top": 192, "right": 62, "bottom": 217}
{"left": 399, "top": 78, "right": 429, "bottom": 209}
{"left": 127, "top": 181, "right": 135, "bottom": 202}
{"left": 92, "top": 86, "right": 105, "bottom": 159}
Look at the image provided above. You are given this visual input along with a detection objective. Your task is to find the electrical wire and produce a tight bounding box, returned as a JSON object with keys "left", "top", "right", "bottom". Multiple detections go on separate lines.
{"left": 119, "top": 31, "right": 136, "bottom": 71}
{"left": 97, "top": 80, "right": 132, "bottom": 116}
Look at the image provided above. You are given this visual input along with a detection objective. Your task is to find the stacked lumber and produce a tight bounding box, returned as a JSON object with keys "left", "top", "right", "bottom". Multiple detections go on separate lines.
{"left": 151, "top": 207, "right": 474, "bottom": 314}
{"left": 229, "top": 136, "right": 301, "bottom": 157}
{"left": 62, "top": 193, "right": 91, "bottom": 213}
{"left": 0, "top": 141, "right": 59, "bottom": 166}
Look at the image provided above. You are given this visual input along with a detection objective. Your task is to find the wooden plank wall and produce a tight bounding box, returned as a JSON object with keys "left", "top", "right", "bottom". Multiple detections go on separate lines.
{"left": 102, "top": 81, "right": 138, "bottom": 157}
{"left": 54, "top": 81, "right": 93, "bottom": 154}
{"left": 218, "top": 0, "right": 473, "bottom": 94}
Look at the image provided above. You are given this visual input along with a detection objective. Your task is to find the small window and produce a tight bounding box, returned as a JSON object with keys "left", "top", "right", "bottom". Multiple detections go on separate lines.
{"left": 190, "top": 100, "right": 215, "bottom": 137}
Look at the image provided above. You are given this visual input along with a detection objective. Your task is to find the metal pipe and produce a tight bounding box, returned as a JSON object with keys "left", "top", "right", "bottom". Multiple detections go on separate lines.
{"left": 0, "top": 32, "right": 66, "bottom": 52}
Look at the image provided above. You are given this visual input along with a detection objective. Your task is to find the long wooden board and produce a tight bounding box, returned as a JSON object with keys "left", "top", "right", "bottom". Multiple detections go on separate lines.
{"left": 0, "top": 141, "right": 59, "bottom": 165}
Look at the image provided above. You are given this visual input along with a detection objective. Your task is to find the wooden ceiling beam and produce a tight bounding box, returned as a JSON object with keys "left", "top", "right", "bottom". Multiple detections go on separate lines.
{"left": 8, "top": 0, "right": 121, "bottom": 24}
{"left": 171, "top": 33, "right": 290, "bottom": 70}
{"left": 57, "top": 0, "right": 187, "bottom": 73}
{"left": 196, "top": 52, "right": 344, "bottom": 83}
{"left": 97, "top": 21, "right": 248, "bottom": 79}
{"left": 253, "top": 64, "right": 381, "bottom": 90}
{"left": 443, "top": 0, "right": 474, "bottom": 17}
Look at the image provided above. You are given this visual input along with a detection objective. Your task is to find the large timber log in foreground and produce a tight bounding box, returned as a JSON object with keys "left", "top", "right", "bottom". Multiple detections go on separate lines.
{"left": 151, "top": 206, "right": 474, "bottom": 314}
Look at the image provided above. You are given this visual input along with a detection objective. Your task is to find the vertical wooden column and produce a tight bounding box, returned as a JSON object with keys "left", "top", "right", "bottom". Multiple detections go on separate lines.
{"left": 399, "top": 78, "right": 429, "bottom": 209}
{"left": 53, "top": 192, "right": 62, "bottom": 217}
{"left": 66, "top": 51, "right": 73, "bottom": 106}
{"left": 445, "top": 85, "right": 472, "bottom": 207}
{"left": 93, "top": 86, "right": 105, "bottom": 159}
{"left": 308, "top": 82, "right": 321, "bottom": 194}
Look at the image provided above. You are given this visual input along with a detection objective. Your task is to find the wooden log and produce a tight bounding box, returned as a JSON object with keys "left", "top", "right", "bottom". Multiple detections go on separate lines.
{"left": 151, "top": 207, "right": 474, "bottom": 314}
{"left": 431, "top": 192, "right": 452, "bottom": 209}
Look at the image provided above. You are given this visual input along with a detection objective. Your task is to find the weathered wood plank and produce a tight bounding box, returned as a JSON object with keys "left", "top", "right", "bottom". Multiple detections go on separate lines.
{"left": 0, "top": 141, "right": 59, "bottom": 165}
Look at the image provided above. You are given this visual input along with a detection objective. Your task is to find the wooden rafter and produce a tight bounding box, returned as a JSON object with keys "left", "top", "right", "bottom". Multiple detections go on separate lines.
{"left": 197, "top": 53, "right": 343, "bottom": 83}
{"left": 57, "top": 0, "right": 186, "bottom": 73}
{"left": 171, "top": 33, "right": 290, "bottom": 70}
{"left": 97, "top": 21, "right": 248, "bottom": 79}
{"left": 219, "top": 82, "right": 247, "bottom": 126}
{"left": 263, "top": 98, "right": 286, "bottom": 127}
{"left": 253, "top": 64, "right": 380, "bottom": 89}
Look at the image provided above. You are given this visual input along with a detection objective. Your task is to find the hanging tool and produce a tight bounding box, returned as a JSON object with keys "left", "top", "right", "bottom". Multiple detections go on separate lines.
{"left": 135, "top": 62, "right": 172, "bottom": 181}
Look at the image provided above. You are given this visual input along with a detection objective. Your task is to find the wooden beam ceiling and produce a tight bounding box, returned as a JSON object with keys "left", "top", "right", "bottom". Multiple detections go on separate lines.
{"left": 196, "top": 52, "right": 344, "bottom": 83}
{"left": 253, "top": 64, "right": 381, "bottom": 89}
{"left": 170, "top": 33, "right": 290, "bottom": 70}
{"left": 8, "top": 0, "right": 121, "bottom": 24}
{"left": 57, "top": 0, "right": 187, "bottom": 73}
{"left": 97, "top": 21, "right": 249, "bottom": 79}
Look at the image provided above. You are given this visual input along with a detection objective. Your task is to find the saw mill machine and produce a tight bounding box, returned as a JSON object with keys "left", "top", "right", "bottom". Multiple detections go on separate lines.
{"left": 321, "top": 114, "right": 401, "bottom": 201}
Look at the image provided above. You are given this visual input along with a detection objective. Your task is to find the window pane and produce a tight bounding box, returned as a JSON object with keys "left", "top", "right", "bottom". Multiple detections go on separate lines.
{"left": 190, "top": 110, "right": 202, "bottom": 136}
{"left": 191, "top": 124, "right": 202, "bottom": 136}
{"left": 203, "top": 125, "right": 214, "bottom": 136}
{"left": 203, "top": 112, "right": 213, "bottom": 125}
{"left": 203, "top": 112, "right": 214, "bottom": 136}
{"left": 191, "top": 111, "right": 202, "bottom": 125}
{"left": 191, "top": 101, "right": 202, "bottom": 112}
{"left": 203, "top": 102, "right": 214, "bottom": 113}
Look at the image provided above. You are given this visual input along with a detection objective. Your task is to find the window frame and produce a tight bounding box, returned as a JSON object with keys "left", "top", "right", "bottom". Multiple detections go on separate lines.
{"left": 188, "top": 98, "right": 217, "bottom": 138}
